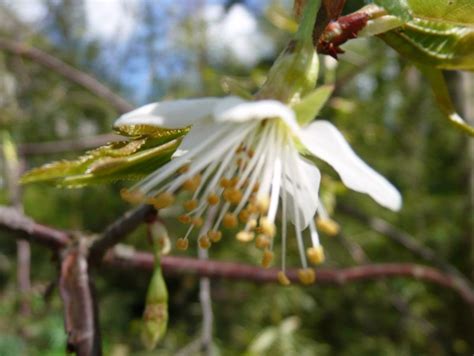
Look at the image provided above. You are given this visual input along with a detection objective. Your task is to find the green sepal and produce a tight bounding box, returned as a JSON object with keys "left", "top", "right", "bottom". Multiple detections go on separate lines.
{"left": 256, "top": 0, "right": 320, "bottom": 104}
{"left": 21, "top": 125, "right": 189, "bottom": 187}
{"left": 220, "top": 76, "right": 253, "bottom": 99}
{"left": 292, "top": 85, "right": 334, "bottom": 125}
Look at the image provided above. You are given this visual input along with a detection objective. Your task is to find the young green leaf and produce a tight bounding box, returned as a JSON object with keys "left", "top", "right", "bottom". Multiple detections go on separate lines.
{"left": 21, "top": 125, "right": 187, "bottom": 187}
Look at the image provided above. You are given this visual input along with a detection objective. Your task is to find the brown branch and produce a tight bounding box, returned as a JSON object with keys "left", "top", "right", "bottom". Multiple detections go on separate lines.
{"left": 19, "top": 133, "right": 123, "bottom": 156}
{"left": 104, "top": 249, "right": 474, "bottom": 307}
{"left": 0, "top": 38, "right": 133, "bottom": 114}
{"left": 0, "top": 206, "right": 70, "bottom": 249}
{"left": 2, "top": 206, "right": 474, "bottom": 306}
{"left": 59, "top": 239, "right": 101, "bottom": 356}
{"left": 88, "top": 205, "right": 157, "bottom": 264}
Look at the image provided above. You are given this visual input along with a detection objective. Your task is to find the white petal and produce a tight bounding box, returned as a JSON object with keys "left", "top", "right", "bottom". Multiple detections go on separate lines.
{"left": 179, "top": 121, "right": 231, "bottom": 152}
{"left": 113, "top": 97, "right": 223, "bottom": 129}
{"left": 284, "top": 154, "right": 321, "bottom": 229}
{"left": 214, "top": 99, "right": 301, "bottom": 134}
{"left": 300, "top": 121, "right": 402, "bottom": 211}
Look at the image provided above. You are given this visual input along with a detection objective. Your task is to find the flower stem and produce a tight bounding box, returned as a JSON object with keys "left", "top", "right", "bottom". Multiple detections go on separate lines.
{"left": 256, "top": 0, "right": 322, "bottom": 103}
{"left": 295, "top": 0, "right": 321, "bottom": 44}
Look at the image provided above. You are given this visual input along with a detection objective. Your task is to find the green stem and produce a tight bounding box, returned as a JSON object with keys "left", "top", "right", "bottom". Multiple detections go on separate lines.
{"left": 295, "top": 0, "right": 321, "bottom": 43}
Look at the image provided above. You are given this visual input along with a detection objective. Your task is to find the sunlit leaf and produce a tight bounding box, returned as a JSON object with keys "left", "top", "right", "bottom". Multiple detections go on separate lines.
{"left": 371, "top": 0, "right": 474, "bottom": 70}
{"left": 21, "top": 125, "right": 188, "bottom": 187}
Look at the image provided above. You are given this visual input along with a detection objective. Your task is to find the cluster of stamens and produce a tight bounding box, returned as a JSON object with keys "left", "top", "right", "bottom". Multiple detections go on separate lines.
{"left": 120, "top": 120, "right": 330, "bottom": 285}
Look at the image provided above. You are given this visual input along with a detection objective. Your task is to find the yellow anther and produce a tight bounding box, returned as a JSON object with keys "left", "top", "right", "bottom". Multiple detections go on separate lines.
{"left": 261, "top": 250, "right": 274, "bottom": 268}
{"left": 255, "top": 234, "right": 270, "bottom": 249}
{"left": 238, "top": 209, "right": 250, "bottom": 223}
{"left": 222, "top": 213, "right": 238, "bottom": 229}
{"left": 182, "top": 175, "right": 201, "bottom": 192}
{"left": 255, "top": 234, "right": 270, "bottom": 250}
{"left": 277, "top": 271, "right": 291, "bottom": 286}
{"left": 247, "top": 149, "right": 255, "bottom": 158}
{"left": 177, "top": 164, "right": 190, "bottom": 174}
{"left": 176, "top": 238, "right": 189, "bottom": 250}
{"left": 198, "top": 236, "right": 211, "bottom": 249}
{"left": 207, "top": 193, "right": 220, "bottom": 206}
{"left": 148, "top": 192, "right": 175, "bottom": 209}
{"left": 256, "top": 196, "right": 270, "bottom": 214}
{"left": 192, "top": 217, "right": 203, "bottom": 227}
{"left": 307, "top": 246, "right": 325, "bottom": 265}
{"left": 223, "top": 188, "right": 243, "bottom": 204}
{"left": 178, "top": 215, "right": 192, "bottom": 224}
{"left": 246, "top": 203, "right": 258, "bottom": 214}
{"left": 259, "top": 217, "right": 276, "bottom": 238}
{"left": 297, "top": 268, "right": 316, "bottom": 285}
{"left": 219, "top": 177, "right": 231, "bottom": 188}
{"left": 251, "top": 182, "right": 259, "bottom": 193}
{"left": 208, "top": 230, "right": 222, "bottom": 242}
{"left": 316, "top": 217, "right": 341, "bottom": 236}
{"left": 236, "top": 231, "right": 255, "bottom": 242}
{"left": 120, "top": 188, "right": 145, "bottom": 205}
{"left": 247, "top": 219, "right": 257, "bottom": 230}
{"left": 183, "top": 199, "right": 198, "bottom": 211}
{"left": 229, "top": 177, "right": 239, "bottom": 187}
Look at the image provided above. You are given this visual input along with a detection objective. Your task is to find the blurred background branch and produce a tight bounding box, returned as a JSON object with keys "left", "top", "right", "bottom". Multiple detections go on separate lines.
{"left": 0, "top": 38, "right": 133, "bottom": 114}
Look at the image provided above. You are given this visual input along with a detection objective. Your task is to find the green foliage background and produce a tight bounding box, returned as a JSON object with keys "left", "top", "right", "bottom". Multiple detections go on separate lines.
{"left": 0, "top": 0, "right": 473, "bottom": 355}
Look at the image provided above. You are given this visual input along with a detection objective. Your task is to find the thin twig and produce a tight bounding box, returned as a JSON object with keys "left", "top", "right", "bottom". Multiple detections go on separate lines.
{"left": 105, "top": 249, "right": 474, "bottom": 306}
{"left": 2, "top": 206, "right": 474, "bottom": 306}
{"left": 0, "top": 206, "right": 70, "bottom": 249}
{"left": 198, "top": 248, "right": 213, "bottom": 355}
{"left": 19, "top": 133, "right": 123, "bottom": 156}
{"left": 461, "top": 72, "right": 474, "bottom": 280}
{"left": 0, "top": 38, "right": 133, "bottom": 114}
{"left": 338, "top": 205, "right": 474, "bottom": 306}
{"left": 339, "top": 204, "right": 465, "bottom": 276}
{"left": 88, "top": 205, "right": 156, "bottom": 264}
{"left": 3, "top": 142, "right": 31, "bottom": 316}
{"left": 336, "top": 231, "right": 436, "bottom": 335}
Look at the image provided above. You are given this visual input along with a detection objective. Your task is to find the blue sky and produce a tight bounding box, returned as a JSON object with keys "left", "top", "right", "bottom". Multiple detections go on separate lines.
{"left": 7, "top": 0, "right": 278, "bottom": 104}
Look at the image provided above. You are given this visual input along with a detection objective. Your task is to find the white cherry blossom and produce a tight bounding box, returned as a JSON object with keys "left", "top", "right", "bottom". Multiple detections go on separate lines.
{"left": 115, "top": 96, "right": 401, "bottom": 283}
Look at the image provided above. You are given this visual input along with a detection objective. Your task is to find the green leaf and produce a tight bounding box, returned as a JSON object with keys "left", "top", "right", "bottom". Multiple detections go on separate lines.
{"left": 407, "top": 0, "right": 474, "bottom": 26}
{"left": 21, "top": 125, "right": 188, "bottom": 187}
{"left": 292, "top": 85, "right": 334, "bottom": 125}
{"left": 370, "top": 0, "right": 474, "bottom": 70}
{"left": 379, "top": 21, "right": 474, "bottom": 70}
{"left": 373, "top": 0, "right": 412, "bottom": 21}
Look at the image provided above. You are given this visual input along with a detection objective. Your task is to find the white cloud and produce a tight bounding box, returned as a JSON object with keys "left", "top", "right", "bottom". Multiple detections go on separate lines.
{"left": 205, "top": 4, "right": 275, "bottom": 68}
{"left": 4, "top": 0, "right": 138, "bottom": 42}
{"left": 2, "top": 0, "right": 47, "bottom": 24}
{"left": 83, "top": 0, "right": 139, "bottom": 42}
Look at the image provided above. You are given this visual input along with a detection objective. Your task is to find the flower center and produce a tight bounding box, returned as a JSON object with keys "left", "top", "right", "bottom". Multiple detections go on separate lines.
{"left": 120, "top": 118, "right": 325, "bottom": 284}
{"left": 121, "top": 120, "right": 281, "bottom": 261}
